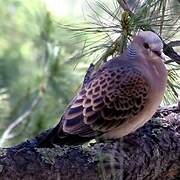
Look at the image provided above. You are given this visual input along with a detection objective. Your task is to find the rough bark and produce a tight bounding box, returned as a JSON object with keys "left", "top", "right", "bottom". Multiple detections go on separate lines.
{"left": 0, "top": 106, "right": 180, "bottom": 180}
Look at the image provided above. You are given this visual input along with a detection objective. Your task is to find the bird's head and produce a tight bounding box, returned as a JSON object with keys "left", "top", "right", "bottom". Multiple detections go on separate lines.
{"left": 129, "top": 31, "right": 165, "bottom": 61}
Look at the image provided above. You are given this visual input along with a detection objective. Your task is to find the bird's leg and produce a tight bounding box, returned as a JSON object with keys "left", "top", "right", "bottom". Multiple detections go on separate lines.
{"left": 82, "top": 63, "right": 95, "bottom": 87}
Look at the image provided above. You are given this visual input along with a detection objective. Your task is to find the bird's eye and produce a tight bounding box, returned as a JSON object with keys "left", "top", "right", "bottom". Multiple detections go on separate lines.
{"left": 143, "top": 43, "right": 149, "bottom": 49}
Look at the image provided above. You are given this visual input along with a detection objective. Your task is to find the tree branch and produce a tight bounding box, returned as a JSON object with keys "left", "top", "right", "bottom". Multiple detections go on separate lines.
{"left": 0, "top": 107, "right": 179, "bottom": 180}
{"left": 163, "top": 42, "right": 180, "bottom": 65}
{"left": 168, "top": 40, "right": 180, "bottom": 47}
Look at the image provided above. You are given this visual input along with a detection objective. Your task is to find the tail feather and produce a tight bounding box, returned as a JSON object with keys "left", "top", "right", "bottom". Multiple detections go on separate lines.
{"left": 37, "top": 124, "right": 94, "bottom": 148}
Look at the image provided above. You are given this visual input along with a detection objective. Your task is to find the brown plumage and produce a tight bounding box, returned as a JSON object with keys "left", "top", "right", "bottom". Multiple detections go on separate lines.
{"left": 38, "top": 31, "right": 167, "bottom": 147}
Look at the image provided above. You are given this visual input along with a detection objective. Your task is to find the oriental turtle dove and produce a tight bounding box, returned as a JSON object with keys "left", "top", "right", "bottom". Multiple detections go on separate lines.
{"left": 38, "top": 31, "right": 167, "bottom": 147}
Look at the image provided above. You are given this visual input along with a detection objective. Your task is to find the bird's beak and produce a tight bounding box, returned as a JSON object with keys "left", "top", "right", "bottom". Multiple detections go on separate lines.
{"left": 160, "top": 51, "right": 166, "bottom": 61}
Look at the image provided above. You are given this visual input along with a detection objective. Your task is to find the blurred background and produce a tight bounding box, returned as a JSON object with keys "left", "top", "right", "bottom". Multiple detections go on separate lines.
{"left": 0, "top": 0, "right": 179, "bottom": 147}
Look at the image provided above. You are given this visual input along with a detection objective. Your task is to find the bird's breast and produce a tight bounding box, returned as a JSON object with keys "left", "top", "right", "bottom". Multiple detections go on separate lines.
{"left": 102, "top": 61, "right": 167, "bottom": 139}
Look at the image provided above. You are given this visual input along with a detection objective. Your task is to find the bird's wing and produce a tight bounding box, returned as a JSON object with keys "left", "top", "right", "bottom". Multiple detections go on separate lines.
{"left": 62, "top": 65, "right": 150, "bottom": 137}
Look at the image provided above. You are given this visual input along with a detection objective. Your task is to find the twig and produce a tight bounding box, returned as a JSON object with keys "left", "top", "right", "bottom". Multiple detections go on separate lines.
{"left": 167, "top": 40, "right": 180, "bottom": 47}
{"left": 159, "top": 0, "right": 167, "bottom": 36}
{"left": 116, "top": 0, "right": 133, "bottom": 15}
{"left": 0, "top": 94, "right": 42, "bottom": 146}
{"left": 164, "top": 42, "right": 180, "bottom": 64}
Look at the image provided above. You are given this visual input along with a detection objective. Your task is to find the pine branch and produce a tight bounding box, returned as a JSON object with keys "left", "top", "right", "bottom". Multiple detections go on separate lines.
{"left": 117, "top": 0, "right": 180, "bottom": 65}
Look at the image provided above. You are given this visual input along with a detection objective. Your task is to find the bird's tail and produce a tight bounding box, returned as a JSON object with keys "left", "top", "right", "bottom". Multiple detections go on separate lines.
{"left": 37, "top": 124, "right": 93, "bottom": 148}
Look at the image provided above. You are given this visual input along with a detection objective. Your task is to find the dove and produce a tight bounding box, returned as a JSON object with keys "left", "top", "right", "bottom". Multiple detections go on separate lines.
{"left": 38, "top": 31, "right": 167, "bottom": 147}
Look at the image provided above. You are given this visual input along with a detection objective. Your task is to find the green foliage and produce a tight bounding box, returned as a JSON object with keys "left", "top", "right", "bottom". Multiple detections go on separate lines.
{"left": 0, "top": 89, "right": 10, "bottom": 125}
{"left": 0, "top": 0, "right": 88, "bottom": 146}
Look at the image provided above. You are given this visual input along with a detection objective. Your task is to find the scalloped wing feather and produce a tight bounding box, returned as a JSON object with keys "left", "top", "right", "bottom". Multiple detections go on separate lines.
{"left": 62, "top": 64, "right": 150, "bottom": 136}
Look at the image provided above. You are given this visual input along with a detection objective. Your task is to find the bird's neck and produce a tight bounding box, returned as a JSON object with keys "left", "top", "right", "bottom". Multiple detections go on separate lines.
{"left": 151, "top": 60, "right": 167, "bottom": 87}
{"left": 126, "top": 44, "right": 137, "bottom": 60}
{"left": 135, "top": 54, "right": 167, "bottom": 93}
